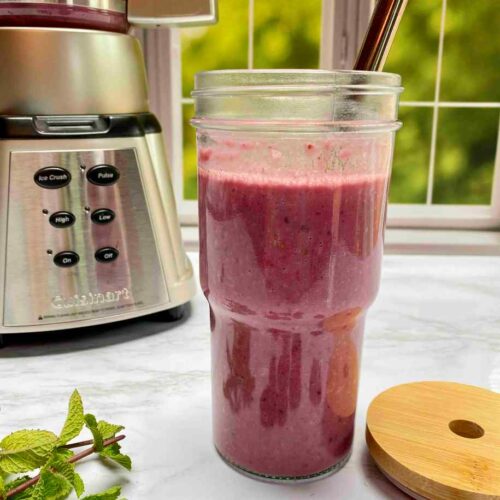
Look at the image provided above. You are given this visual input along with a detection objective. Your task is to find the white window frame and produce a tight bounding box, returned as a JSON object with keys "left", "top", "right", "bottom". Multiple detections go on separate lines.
{"left": 140, "top": 0, "right": 500, "bottom": 253}
{"left": 321, "top": 0, "right": 500, "bottom": 231}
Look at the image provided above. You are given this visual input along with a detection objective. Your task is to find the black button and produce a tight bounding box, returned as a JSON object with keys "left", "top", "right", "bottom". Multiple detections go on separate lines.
{"left": 49, "top": 211, "right": 75, "bottom": 228}
{"left": 87, "top": 164, "right": 120, "bottom": 186}
{"left": 91, "top": 208, "right": 115, "bottom": 225}
{"left": 34, "top": 167, "right": 71, "bottom": 189}
{"left": 53, "top": 251, "right": 79, "bottom": 267}
{"left": 95, "top": 247, "right": 119, "bottom": 263}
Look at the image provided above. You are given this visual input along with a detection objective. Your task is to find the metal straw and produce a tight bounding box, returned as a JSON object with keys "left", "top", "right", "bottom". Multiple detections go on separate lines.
{"left": 354, "top": 0, "right": 408, "bottom": 71}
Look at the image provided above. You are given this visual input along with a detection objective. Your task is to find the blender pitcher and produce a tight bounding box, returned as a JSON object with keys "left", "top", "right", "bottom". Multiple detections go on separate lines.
{"left": 192, "top": 70, "right": 402, "bottom": 482}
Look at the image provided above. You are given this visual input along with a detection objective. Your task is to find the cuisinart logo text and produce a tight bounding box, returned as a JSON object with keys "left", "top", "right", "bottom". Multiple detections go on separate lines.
{"left": 51, "top": 288, "right": 131, "bottom": 309}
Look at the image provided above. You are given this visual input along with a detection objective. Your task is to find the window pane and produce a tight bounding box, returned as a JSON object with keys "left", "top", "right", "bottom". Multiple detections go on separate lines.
{"left": 385, "top": 0, "right": 439, "bottom": 101}
{"left": 183, "top": 104, "right": 197, "bottom": 200}
{"left": 389, "top": 107, "right": 432, "bottom": 204}
{"left": 181, "top": 0, "right": 248, "bottom": 97}
{"left": 440, "top": 0, "right": 500, "bottom": 102}
{"left": 253, "top": 0, "right": 321, "bottom": 69}
{"left": 433, "top": 108, "right": 498, "bottom": 204}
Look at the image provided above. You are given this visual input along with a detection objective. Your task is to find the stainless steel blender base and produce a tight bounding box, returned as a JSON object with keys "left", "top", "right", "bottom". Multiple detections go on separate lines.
{"left": 0, "top": 131, "right": 196, "bottom": 334}
{"left": 0, "top": 28, "right": 196, "bottom": 334}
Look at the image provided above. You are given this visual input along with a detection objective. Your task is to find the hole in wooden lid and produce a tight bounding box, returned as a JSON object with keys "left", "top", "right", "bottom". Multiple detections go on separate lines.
{"left": 449, "top": 419, "right": 484, "bottom": 439}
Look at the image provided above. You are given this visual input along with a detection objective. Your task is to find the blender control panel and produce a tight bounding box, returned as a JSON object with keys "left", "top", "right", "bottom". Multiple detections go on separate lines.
{"left": 4, "top": 148, "right": 169, "bottom": 327}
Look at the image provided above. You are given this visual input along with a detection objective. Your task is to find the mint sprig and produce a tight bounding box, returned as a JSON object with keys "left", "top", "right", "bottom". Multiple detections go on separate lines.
{"left": 0, "top": 390, "right": 130, "bottom": 500}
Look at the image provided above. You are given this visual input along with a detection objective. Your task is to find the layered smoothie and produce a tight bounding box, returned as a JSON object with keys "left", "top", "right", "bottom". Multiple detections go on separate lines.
{"left": 198, "top": 133, "right": 392, "bottom": 479}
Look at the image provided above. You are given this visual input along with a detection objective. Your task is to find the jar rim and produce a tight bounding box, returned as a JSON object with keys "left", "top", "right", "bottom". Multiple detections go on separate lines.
{"left": 190, "top": 118, "right": 402, "bottom": 133}
{"left": 193, "top": 69, "right": 403, "bottom": 95}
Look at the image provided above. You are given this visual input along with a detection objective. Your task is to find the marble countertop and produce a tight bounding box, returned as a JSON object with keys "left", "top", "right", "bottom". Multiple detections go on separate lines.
{"left": 1, "top": 253, "right": 499, "bottom": 499}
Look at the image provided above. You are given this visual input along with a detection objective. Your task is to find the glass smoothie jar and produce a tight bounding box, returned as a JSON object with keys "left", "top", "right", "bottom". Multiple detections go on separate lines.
{"left": 192, "top": 70, "right": 402, "bottom": 482}
{"left": 0, "top": 0, "right": 128, "bottom": 32}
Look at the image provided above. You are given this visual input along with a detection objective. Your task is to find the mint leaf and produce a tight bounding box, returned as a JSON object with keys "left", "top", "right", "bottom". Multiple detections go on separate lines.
{"left": 84, "top": 415, "right": 103, "bottom": 452}
{"left": 8, "top": 491, "right": 34, "bottom": 500}
{"left": 53, "top": 448, "right": 74, "bottom": 460}
{"left": 4, "top": 474, "right": 31, "bottom": 493}
{"left": 73, "top": 472, "right": 85, "bottom": 498}
{"left": 31, "top": 468, "right": 73, "bottom": 500}
{"left": 46, "top": 450, "right": 85, "bottom": 497}
{"left": 59, "top": 390, "right": 85, "bottom": 445}
{"left": 96, "top": 421, "right": 124, "bottom": 441}
{"left": 0, "top": 475, "right": 5, "bottom": 497}
{"left": 100, "top": 444, "right": 131, "bottom": 471}
{"left": 0, "top": 430, "right": 58, "bottom": 473}
{"left": 7, "top": 486, "right": 35, "bottom": 500}
{"left": 47, "top": 451, "right": 75, "bottom": 484}
{"left": 81, "top": 485, "right": 122, "bottom": 500}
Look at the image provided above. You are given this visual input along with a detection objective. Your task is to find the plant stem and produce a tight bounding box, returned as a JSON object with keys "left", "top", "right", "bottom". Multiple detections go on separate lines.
{"left": 5, "top": 435, "right": 126, "bottom": 499}
{"left": 68, "top": 435, "right": 125, "bottom": 464}
{"left": 62, "top": 438, "right": 95, "bottom": 450}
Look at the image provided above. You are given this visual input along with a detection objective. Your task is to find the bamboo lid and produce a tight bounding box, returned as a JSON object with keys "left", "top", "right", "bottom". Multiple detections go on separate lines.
{"left": 366, "top": 382, "right": 500, "bottom": 499}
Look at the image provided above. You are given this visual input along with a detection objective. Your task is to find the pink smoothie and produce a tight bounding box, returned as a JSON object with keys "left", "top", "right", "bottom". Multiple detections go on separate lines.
{"left": 198, "top": 135, "right": 391, "bottom": 479}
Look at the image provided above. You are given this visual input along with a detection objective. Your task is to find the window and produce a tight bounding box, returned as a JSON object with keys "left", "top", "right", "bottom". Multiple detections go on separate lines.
{"left": 178, "top": 0, "right": 323, "bottom": 222}
{"left": 142, "top": 0, "right": 500, "bottom": 235}
{"left": 383, "top": 0, "right": 500, "bottom": 229}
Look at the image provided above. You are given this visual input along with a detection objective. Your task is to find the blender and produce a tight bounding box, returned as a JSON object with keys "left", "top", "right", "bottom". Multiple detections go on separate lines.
{"left": 0, "top": 1, "right": 217, "bottom": 334}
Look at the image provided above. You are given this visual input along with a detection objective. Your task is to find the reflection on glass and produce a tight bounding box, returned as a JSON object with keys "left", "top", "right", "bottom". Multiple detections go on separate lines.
{"left": 224, "top": 320, "right": 256, "bottom": 413}
{"left": 259, "top": 331, "right": 302, "bottom": 427}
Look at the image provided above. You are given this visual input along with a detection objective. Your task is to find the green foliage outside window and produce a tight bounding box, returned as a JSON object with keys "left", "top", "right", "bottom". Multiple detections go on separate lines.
{"left": 181, "top": 0, "right": 499, "bottom": 204}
